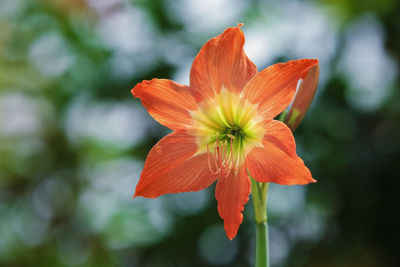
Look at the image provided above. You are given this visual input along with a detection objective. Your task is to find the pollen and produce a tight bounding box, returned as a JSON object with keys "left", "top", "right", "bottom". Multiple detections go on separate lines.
{"left": 227, "top": 134, "right": 235, "bottom": 139}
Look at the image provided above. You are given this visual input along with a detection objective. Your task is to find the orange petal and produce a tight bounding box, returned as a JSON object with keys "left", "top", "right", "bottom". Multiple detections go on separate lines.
{"left": 215, "top": 166, "right": 251, "bottom": 240}
{"left": 242, "top": 59, "right": 319, "bottom": 119}
{"left": 190, "top": 24, "right": 258, "bottom": 102}
{"left": 132, "top": 79, "right": 197, "bottom": 130}
{"left": 285, "top": 64, "right": 320, "bottom": 131}
{"left": 134, "top": 131, "right": 216, "bottom": 198}
{"left": 246, "top": 120, "right": 316, "bottom": 185}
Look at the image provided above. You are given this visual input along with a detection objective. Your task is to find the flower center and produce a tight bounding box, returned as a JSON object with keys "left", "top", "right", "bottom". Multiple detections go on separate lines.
{"left": 206, "top": 125, "right": 247, "bottom": 177}
{"left": 189, "top": 88, "right": 264, "bottom": 177}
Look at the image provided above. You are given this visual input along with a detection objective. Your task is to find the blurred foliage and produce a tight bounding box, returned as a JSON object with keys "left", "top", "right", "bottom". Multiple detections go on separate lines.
{"left": 0, "top": 0, "right": 399, "bottom": 266}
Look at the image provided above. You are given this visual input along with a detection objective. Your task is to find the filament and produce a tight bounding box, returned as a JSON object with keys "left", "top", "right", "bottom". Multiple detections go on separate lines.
{"left": 206, "top": 134, "right": 238, "bottom": 178}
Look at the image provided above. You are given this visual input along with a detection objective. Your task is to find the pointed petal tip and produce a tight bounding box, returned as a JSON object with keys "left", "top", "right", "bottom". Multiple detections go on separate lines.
{"left": 131, "top": 81, "right": 144, "bottom": 97}
{"left": 132, "top": 190, "right": 141, "bottom": 199}
{"left": 299, "top": 177, "right": 317, "bottom": 185}
{"left": 132, "top": 190, "right": 160, "bottom": 199}
{"left": 132, "top": 185, "right": 154, "bottom": 199}
{"left": 224, "top": 23, "right": 245, "bottom": 36}
{"left": 132, "top": 183, "right": 163, "bottom": 199}
{"left": 225, "top": 227, "right": 238, "bottom": 240}
{"left": 131, "top": 79, "right": 156, "bottom": 97}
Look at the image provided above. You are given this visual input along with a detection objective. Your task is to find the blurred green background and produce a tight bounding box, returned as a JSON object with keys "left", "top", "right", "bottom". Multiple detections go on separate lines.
{"left": 1, "top": 0, "right": 399, "bottom": 266}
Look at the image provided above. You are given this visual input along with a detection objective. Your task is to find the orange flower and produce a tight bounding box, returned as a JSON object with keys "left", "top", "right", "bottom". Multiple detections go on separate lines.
{"left": 132, "top": 24, "right": 318, "bottom": 240}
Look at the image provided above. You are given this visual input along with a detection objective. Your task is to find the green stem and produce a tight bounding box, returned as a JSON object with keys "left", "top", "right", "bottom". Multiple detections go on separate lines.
{"left": 256, "top": 222, "right": 269, "bottom": 267}
{"left": 251, "top": 176, "right": 269, "bottom": 267}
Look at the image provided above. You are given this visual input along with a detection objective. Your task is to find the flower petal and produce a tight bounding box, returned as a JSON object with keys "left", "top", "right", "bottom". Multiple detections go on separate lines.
{"left": 215, "top": 166, "right": 251, "bottom": 240}
{"left": 132, "top": 79, "right": 197, "bottom": 130}
{"left": 190, "top": 24, "right": 258, "bottom": 103}
{"left": 134, "top": 131, "right": 216, "bottom": 198}
{"left": 242, "top": 59, "right": 319, "bottom": 119}
{"left": 246, "top": 120, "right": 316, "bottom": 185}
{"left": 285, "top": 63, "right": 320, "bottom": 131}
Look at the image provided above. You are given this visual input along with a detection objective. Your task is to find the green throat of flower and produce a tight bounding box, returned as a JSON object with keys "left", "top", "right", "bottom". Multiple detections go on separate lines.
{"left": 190, "top": 88, "right": 264, "bottom": 177}
{"left": 206, "top": 125, "right": 247, "bottom": 177}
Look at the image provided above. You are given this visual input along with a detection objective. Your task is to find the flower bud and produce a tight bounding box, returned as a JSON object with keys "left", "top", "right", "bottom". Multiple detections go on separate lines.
{"left": 285, "top": 64, "right": 320, "bottom": 131}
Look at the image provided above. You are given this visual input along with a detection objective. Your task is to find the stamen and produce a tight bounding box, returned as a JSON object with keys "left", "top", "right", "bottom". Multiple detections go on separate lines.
{"left": 230, "top": 137, "right": 234, "bottom": 168}
{"left": 216, "top": 134, "right": 223, "bottom": 169}
{"left": 206, "top": 132, "right": 239, "bottom": 178}
{"left": 221, "top": 140, "right": 228, "bottom": 168}
{"left": 207, "top": 143, "right": 218, "bottom": 174}
{"left": 230, "top": 137, "right": 238, "bottom": 171}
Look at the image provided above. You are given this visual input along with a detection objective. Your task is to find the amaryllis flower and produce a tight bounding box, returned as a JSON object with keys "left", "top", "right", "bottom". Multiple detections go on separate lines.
{"left": 132, "top": 24, "right": 318, "bottom": 240}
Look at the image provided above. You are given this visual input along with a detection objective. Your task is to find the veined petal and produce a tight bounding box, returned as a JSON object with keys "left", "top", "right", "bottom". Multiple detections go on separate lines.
{"left": 132, "top": 79, "right": 197, "bottom": 130}
{"left": 190, "top": 24, "right": 258, "bottom": 103}
{"left": 215, "top": 166, "right": 251, "bottom": 240}
{"left": 242, "top": 59, "right": 319, "bottom": 119}
{"left": 246, "top": 120, "right": 316, "bottom": 185}
{"left": 260, "top": 120, "right": 297, "bottom": 157}
{"left": 134, "top": 131, "right": 216, "bottom": 198}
